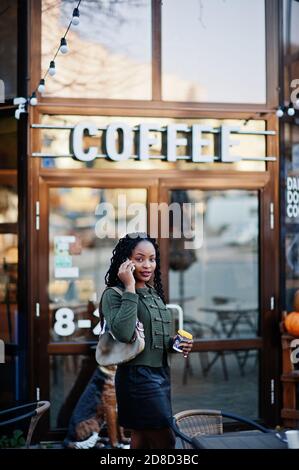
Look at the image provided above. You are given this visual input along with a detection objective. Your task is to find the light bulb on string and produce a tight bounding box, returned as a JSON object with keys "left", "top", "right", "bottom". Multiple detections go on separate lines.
{"left": 37, "top": 79, "right": 45, "bottom": 94}
{"left": 276, "top": 107, "right": 284, "bottom": 118}
{"left": 30, "top": 92, "right": 38, "bottom": 106}
{"left": 287, "top": 103, "right": 295, "bottom": 116}
{"left": 49, "top": 61, "right": 56, "bottom": 76}
{"left": 72, "top": 7, "right": 80, "bottom": 25}
{"left": 60, "top": 37, "right": 68, "bottom": 54}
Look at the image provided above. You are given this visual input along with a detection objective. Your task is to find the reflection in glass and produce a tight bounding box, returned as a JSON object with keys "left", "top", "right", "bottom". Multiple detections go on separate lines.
{"left": 0, "top": 117, "right": 17, "bottom": 169}
{"left": 0, "top": 355, "right": 17, "bottom": 404}
{"left": 284, "top": 122, "right": 299, "bottom": 175}
{"left": 0, "top": 234, "right": 18, "bottom": 344}
{"left": 40, "top": 114, "right": 266, "bottom": 172}
{"left": 284, "top": 0, "right": 299, "bottom": 55}
{"left": 284, "top": 121, "right": 299, "bottom": 310}
{"left": 0, "top": 0, "right": 17, "bottom": 100}
{"left": 285, "top": 234, "right": 299, "bottom": 311}
{"left": 169, "top": 190, "right": 259, "bottom": 340}
{"left": 0, "top": 186, "right": 18, "bottom": 223}
{"left": 50, "top": 355, "right": 96, "bottom": 429}
{"left": 290, "top": 0, "right": 299, "bottom": 53}
{"left": 170, "top": 350, "right": 259, "bottom": 418}
{"left": 42, "top": 0, "right": 151, "bottom": 99}
{"left": 49, "top": 187, "right": 147, "bottom": 342}
{"left": 162, "top": 0, "right": 266, "bottom": 103}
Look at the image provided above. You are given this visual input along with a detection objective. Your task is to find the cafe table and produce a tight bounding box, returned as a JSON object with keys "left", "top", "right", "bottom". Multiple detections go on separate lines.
{"left": 192, "top": 431, "right": 288, "bottom": 449}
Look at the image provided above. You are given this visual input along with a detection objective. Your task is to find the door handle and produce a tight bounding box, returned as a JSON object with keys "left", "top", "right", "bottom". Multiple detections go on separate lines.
{"left": 166, "top": 303, "right": 184, "bottom": 331}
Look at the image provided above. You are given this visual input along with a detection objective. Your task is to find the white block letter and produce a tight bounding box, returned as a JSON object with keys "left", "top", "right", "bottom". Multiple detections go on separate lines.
{"left": 221, "top": 126, "right": 241, "bottom": 163}
{"left": 167, "top": 124, "right": 189, "bottom": 162}
{"left": 192, "top": 125, "right": 214, "bottom": 162}
{"left": 106, "top": 123, "right": 132, "bottom": 161}
{"left": 139, "top": 123, "right": 160, "bottom": 160}
{"left": 72, "top": 121, "right": 98, "bottom": 162}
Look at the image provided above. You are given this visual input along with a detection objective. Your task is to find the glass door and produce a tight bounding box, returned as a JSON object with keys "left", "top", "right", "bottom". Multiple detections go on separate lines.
{"left": 159, "top": 184, "right": 266, "bottom": 421}
{"left": 36, "top": 174, "right": 276, "bottom": 435}
{"left": 38, "top": 180, "right": 158, "bottom": 433}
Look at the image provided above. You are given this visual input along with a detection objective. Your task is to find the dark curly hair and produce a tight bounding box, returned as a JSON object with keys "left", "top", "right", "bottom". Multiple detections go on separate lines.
{"left": 105, "top": 232, "right": 165, "bottom": 303}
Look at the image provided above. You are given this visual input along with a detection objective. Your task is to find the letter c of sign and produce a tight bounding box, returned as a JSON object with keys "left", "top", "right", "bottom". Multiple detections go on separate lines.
{"left": 72, "top": 122, "right": 98, "bottom": 162}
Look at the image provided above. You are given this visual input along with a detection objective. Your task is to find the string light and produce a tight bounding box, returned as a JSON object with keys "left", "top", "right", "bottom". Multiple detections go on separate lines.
{"left": 37, "top": 79, "right": 45, "bottom": 94}
{"left": 276, "top": 103, "right": 297, "bottom": 118}
{"left": 287, "top": 103, "right": 295, "bottom": 116}
{"left": 14, "top": 0, "right": 82, "bottom": 117}
{"left": 59, "top": 37, "right": 69, "bottom": 54}
{"left": 30, "top": 92, "right": 38, "bottom": 106}
{"left": 276, "top": 107, "right": 284, "bottom": 118}
{"left": 72, "top": 7, "right": 80, "bottom": 25}
{"left": 49, "top": 61, "right": 56, "bottom": 76}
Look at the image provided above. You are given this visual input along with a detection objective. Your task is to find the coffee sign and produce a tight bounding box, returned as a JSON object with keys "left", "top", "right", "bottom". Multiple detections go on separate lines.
{"left": 71, "top": 122, "right": 248, "bottom": 163}
{"left": 32, "top": 120, "right": 276, "bottom": 164}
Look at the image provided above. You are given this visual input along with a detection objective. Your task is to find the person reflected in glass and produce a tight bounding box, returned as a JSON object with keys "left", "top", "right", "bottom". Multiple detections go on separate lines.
{"left": 102, "top": 233, "right": 193, "bottom": 449}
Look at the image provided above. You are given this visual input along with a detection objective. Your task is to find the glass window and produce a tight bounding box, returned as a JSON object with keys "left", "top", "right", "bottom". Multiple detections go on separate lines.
{"left": 283, "top": 122, "right": 299, "bottom": 310}
{"left": 170, "top": 350, "right": 259, "bottom": 418}
{"left": 290, "top": 0, "right": 299, "bottom": 53}
{"left": 49, "top": 187, "right": 147, "bottom": 343}
{"left": 0, "top": 356, "right": 17, "bottom": 405}
{"left": 162, "top": 0, "right": 266, "bottom": 103}
{"left": 41, "top": 0, "right": 152, "bottom": 99}
{"left": 168, "top": 189, "right": 259, "bottom": 417}
{"left": 0, "top": 0, "right": 18, "bottom": 101}
{"left": 290, "top": 60, "right": 299, "bottom": 85}
{"left": 284, "top": 0, "right": 299, "bottom": 55}
{"left": 38, "top": 114, "right": 267, "bottom": 171}
{"left": 0, "top": 186, "right": 18, "bottom": 223}
{"left": 168, "top": 190, "right": 259, "bottom": 340}
{"left": 49, "top": 355, "right": 96, "bottom": 429}
{"left": 284, "top": 60, "right": 299, "bottom": 109}
{"left": 0, "top": 234, "right": 18, "bottom": 344}
{"left": 0, "top": 116, "right": 17, "bottom": 169}
{"left": 284, "top": 123, "right": 299, "bottom": 174}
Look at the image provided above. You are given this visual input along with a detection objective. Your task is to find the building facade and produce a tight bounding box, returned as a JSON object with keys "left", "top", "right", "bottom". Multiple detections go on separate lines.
{"left": 0, "top": 0, "right": 298, "bottom": 440}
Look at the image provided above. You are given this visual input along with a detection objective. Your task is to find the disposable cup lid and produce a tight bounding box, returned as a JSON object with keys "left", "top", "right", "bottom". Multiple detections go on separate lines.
{"left": 177, "top": 329, "right": 193, "bottom": 340}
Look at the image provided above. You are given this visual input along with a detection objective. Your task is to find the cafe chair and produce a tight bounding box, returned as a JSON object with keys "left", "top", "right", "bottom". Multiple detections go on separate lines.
{"left": 172, "top": 408, "right": 269, "bottom": 449}
{"left": 0, "top": 401, "right": 50, "bottom": 448}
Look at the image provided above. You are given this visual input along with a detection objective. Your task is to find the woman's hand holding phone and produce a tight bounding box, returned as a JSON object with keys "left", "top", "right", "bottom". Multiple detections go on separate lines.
{"left": 118, "top": 259, "right": 136, "bottom": 291}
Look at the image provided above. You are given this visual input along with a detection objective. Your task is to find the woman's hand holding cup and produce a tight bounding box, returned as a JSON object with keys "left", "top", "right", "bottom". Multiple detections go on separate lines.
{"left": 173, "top": 329, "right": 193, "bottom": 358}
{"left": 180, "top": 339, "right": 194, "bottom": 358}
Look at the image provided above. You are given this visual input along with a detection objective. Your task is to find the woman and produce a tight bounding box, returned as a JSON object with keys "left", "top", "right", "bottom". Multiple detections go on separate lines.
{"left": 102, "top": 232, "right": 193, "bottom": 449}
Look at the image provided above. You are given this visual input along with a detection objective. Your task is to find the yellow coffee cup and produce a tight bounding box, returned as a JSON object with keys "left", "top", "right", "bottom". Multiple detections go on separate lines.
{"left": 173, "top": 329, "right": 193, "bottom": 352}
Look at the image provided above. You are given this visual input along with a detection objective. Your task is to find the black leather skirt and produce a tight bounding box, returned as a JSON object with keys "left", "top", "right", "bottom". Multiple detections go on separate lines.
{"left": 115, "top": 365, "right": 173, "bottom": 430}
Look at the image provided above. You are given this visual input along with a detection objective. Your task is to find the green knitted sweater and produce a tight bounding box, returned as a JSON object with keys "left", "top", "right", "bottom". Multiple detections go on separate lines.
{"left": 101, "top": 285, "right": 173, "bottom": 367}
